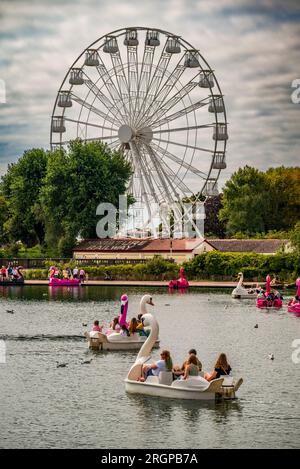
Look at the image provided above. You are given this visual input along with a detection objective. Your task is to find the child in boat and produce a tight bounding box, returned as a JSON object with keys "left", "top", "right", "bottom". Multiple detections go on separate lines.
{"left": 141, "top": 350, "right": 173, "bottom": 381}
{"left": 92, "top": 320, "right": 103, "bottom": 332}
{"left": 183, "top": 354, "right": 200, "bottom": 380}
{"left": 204, "top": 353, "right": 231, "bottom": 382}
{"left": 120, "top": 324, "right": 130, "bottom": 337}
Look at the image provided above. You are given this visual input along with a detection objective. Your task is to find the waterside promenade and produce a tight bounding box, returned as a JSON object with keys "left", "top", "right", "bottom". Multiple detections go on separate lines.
{"left": 22, "top": 279, "right": 246, "bottom": 288}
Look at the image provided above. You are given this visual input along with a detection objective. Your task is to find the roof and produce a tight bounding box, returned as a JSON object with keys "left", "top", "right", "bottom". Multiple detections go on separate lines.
{"left": 73, "top": 238, "right": 204, "bottom": 253}
{"left": 207, "top": 239, "right": 288, "bottom": 253}
{"left": 141, "top": 238, "right": 203, "bottom": 252}
{"left": 74, "top": 238, "right": 150, "bottom": 252}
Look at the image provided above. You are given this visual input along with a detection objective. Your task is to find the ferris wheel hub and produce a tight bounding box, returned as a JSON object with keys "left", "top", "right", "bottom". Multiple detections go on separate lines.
{"left": 118, "top": 125, "right": 135, "bottom": 143}
{"left": 118, "top": 124, "right": 153, "bottom": 144}
{"left": 137, "top": 126, "right": 153, "bottom": 143}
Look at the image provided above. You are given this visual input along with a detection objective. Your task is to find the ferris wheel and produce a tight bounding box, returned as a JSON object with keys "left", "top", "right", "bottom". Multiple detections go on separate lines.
{"left": 50, "top": 27, "right": 228, "bottom": 236}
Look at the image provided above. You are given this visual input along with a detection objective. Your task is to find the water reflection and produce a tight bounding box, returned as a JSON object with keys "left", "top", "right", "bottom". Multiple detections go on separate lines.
{"left": 127, "top": 393, "right": 242, "bottom": 427}
{"left": 168, "top": 287, "right": 188, "bottom": 295}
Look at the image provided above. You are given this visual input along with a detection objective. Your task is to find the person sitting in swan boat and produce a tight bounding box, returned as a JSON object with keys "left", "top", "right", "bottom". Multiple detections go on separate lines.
{"left": 204, "top": 353, "right": 231, "bottom": 382}
{"left": 140, "top": 350, "right": 173, "bottom": 381}
{"left": 173, "top": 348, "right": 202, "bottom": 378}
{"left": 92, "top": 320, "right": 103, "bottom": 333}
{"left": 109, "top": 316, "right": 121, "bottom": 332}
{"left": 183, "top": 354, "right": 200, "bottom": 380}
{"left": 120, "top": 324, "right": 130, "bottom": 337}
{"left": 136, "top": 314, "right": 149, "bottom": 336}
{"left": 129, "top": 317, "right": 147, "bottom": 336}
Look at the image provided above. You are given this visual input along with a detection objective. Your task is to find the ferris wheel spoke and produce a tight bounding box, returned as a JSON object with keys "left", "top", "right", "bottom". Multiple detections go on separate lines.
{"left": 152, "top": 152, "right": 191, "bottom": 195}
{"left": 133, "top": 44, "right": 156, "bottom": 122}
{"left": 64, "top": 117, "right": 116, "bottom": 132}
{"left": 126, "top": 45, "right": 139, "bottom": 124}
{"left": 142, "top": 144, "right": 179, "bottom": 206}
{"left": 70, "top": 93, "right": 119, "bottom": 127}
{"left": 134, "top": 42, "right": 172, "bottom": 127}
{"left": 152, "top": 136, "right": 214, "bottom": 154}
{"left": 144, "top": 78, "right": 200, "bottom": 127}
{"left": 109, "top": 52, "right": 131, "bottom": 117}
{"left": 52, "top": 134, "right": 119, "bottom": 145}
{"left": 151, "top": 98, "right": 209, "bottom": 129}
{"left": 130, "top": 146, "right": 169, "bottom": 233}
{"left": 108, "top": 139, "right": 123, "bottom": 150}
{"left": 150, "top": 142, "right": 207, "bottom": 178}
{"left": 94, "top": 61, "right": 124, "bottom": 110}
{"left": 144, "top": 142, "right": 188, "bottom": 196}
{"left": 145, "top": 144, "right": 202, "bottom": 235}
{"left": 84, "top": 77, "right": 124, "bottom": 125}
{"left": 140, "top": 60, "right": 186, "bottom": 127}
{"left": 138, "top": 144, "right": 169, "bottom": 207}
{"left": 129, "top": 141, "right": 155, "bottom": 225}
{"left": 153, "top": 123, "right": 213, "bottom": 135}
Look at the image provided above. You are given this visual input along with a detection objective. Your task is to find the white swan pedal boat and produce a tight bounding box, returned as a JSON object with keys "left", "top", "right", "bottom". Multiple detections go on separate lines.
{"left": 232, "top": 272, "right": 257, "bottom": 299}
{"left": 125, "top": 313, "right": 243, "bottom": 401}
{"left": 84, "top": 294, "right": 160, "bottom": 351}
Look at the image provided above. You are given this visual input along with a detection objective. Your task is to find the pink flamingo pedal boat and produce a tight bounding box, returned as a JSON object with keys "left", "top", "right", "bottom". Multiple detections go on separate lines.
{"left": 168, "top": 267, "right": 189, "bottom": 289}
{"left": 49, "top": 277, "right": 81, "bottom": 286}
{"left": 288, "top": 278, "right": 300, "bottom": 316}
{"left": 256, "top": 275, "right": 283, "bottom": 309}
{"left": 48, "top": 266, "right": 81, "bottom": 286}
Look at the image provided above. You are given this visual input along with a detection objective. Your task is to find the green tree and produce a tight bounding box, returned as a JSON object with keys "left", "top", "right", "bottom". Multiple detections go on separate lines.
{"left": 0, "top": 149, "right": 48, "bottom": 246}
{"left": 204, "top": 194, "right": 226, "bottom": 238}
{"left": 0, "top": 195, "right": 9, "bottom": 243}
{"left": 219, "top": 166, "right": 268, "bottom": 236}
{"left": 40, "top": 140, "right": 132, "bottom": 255}
{"left": 265, "top": 166, "right": 300, "bottom": 231}
{"left": 290, "top": 221, "right": 300, "bottom": 252}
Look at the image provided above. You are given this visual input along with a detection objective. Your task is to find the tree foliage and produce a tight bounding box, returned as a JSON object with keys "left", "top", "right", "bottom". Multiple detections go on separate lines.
{"left": 204, "top": 194, "right": 226, "bottom": 238}
{"left": 0, "top": 141, "right": 132, "bottom": 255}
{"left": 219, "top": 165, "right": 300, "bottom": 236}
{"left": 290, "top": 221, "right": 300, "bottom": 252}
{"left": 40, "top": 140, "right": 132, "bottom": 255}
{"left": 0, "top": 148, "right": 48, "bottom": 246}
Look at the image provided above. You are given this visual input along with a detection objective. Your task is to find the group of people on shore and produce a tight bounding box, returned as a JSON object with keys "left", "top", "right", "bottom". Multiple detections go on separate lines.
{"left": 139, "top": 349, "right": 231, "bottom": 383}
{"left": 49, "top": 266, "right": 86, "bottom": 282}
{"left": 0, "top": 264, "right": 23, "bottom": 281}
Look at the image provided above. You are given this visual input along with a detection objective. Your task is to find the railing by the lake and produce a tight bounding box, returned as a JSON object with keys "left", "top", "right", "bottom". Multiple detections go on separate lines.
{"left": 0, "top": 258, "right": 166, "bottom": 269}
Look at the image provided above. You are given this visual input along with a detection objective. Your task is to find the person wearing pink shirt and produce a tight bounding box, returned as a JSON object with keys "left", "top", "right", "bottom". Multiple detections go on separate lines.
{"left": 92, "top": 320, "right": 103, "bottom": 332}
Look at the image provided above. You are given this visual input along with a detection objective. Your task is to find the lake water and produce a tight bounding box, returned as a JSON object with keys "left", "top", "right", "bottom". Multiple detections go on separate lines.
{"left": 0, "top": 285, "right": 299, "bottom": 449}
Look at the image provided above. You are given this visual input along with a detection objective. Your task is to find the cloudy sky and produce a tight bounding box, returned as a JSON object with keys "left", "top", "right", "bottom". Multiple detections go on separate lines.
{"left": 0, "top": 0, "right": 299, "bottom": 188}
